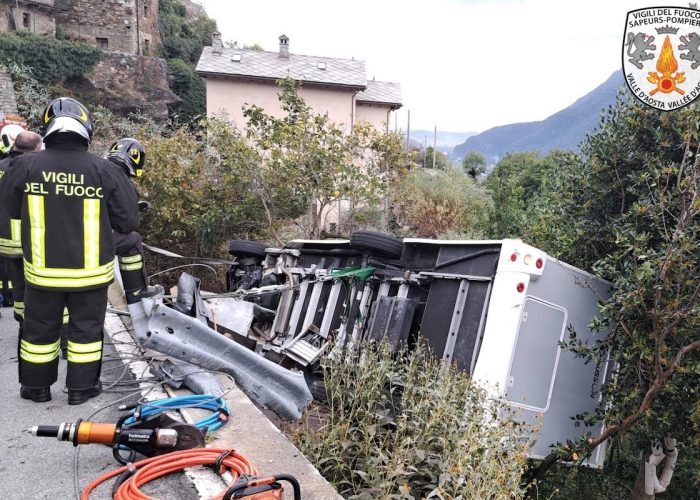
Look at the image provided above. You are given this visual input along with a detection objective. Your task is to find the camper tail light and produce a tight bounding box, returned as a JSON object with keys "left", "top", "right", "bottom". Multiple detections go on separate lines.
{"left": 536, "top": 258, "right": 544, "bottom": 269}
{"left": 510, "top": 253, "right": 518, "bottom": 262}
{"left": 516, "top": 282, "right": 525, "bottom": 293}
{"left": 523, "top": 254, "right": 532, "bottom": 265}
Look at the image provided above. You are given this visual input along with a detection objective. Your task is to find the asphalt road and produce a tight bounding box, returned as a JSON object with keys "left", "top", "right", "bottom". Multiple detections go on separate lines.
{"left": 0, "top": 306, "right": 198, "bottom": 500}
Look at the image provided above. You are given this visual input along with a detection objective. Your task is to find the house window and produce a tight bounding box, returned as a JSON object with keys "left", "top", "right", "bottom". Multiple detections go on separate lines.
{"left": 22, "top": 13, "right": 31, "bottom": 29}
{"left": 96, "top": 37, "right": 109, "bottom": 50}
{"left": 143, "top": 39, "right": 150, "bottom": 54}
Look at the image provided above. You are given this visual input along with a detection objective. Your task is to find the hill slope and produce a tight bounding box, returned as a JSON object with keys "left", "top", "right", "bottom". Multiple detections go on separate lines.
{"left": 453, "top": 71, "right": 624, "bottom": 161}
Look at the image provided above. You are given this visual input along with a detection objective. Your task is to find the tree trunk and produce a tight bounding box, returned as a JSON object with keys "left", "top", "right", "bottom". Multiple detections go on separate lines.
{"left": 630, "top": 453, "right": 655, "bottom": 500}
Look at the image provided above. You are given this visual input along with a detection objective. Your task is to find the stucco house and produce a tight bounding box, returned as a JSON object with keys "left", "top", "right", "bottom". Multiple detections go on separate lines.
{"left": 196, "top": 33, "right": 402, "bottom": 132}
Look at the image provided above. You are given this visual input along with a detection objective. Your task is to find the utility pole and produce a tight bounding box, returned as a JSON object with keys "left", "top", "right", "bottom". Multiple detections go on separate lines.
{"left": 424, "top": 135, "right": 428, "bottom": 167}
{"left": 432, "top": 125, "right": 437, "bottom": 168}
{"left": 405, "top": 110, "right": 411, "bottom": 149}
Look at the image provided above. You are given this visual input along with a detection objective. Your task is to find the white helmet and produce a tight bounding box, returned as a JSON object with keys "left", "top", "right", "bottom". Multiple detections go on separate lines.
{"left": 0, "top": 124, "right": 25, "bottom": 154}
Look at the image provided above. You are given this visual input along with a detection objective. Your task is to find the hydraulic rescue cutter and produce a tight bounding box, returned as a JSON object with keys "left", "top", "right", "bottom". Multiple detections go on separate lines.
{"left": 27, "top": 412, "right": 205, "bottom": 462}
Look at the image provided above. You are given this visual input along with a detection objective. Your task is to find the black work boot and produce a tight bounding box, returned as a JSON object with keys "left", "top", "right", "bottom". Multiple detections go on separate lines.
{"left": 68, "top": 381, "right": 102, "bottom": 405}
{"left": 20, "top": 386, "right": 51, "bottom": 403}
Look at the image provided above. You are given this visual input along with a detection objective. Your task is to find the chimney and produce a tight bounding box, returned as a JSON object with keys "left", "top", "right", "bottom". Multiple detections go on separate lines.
{"left": 279, "top": 34, "right": 289, "bottom": 59}
{"left": 212, "top": 30, "right": 222, "bottom": 55}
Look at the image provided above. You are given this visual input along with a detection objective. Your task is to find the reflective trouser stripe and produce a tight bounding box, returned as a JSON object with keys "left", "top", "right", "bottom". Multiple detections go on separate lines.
{"left": 20, "top": 339, "right": 60, "bottom": 364}
{"left": 119, "top": 254, "right": 143, "bottom": 263}
{"left": 84, "top": 199, "right": 100, "bottom": 269}
{"left": 119, "top": 253, "right": 143, "bottom": 271}
{"left": 67, "top": 340, "right": 102, "bottom": 353}
{"left": 63, "top": 307, "right": 69, "bottom": 325}
{"left": 14, "top": 300, "right": 24, "bottom": 317}
{"left": 67, "top": 340, "right": 102, "bottom": 363}
{"left": 28, "top": 195, "right": 45, "bottom": 267}
{"left": 119, "top": 262, "right": 143, "bottom": 271}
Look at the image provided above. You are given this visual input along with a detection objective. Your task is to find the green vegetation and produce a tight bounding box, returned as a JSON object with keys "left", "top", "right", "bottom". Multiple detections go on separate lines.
{"left": 0, "top": 32, "right": 100, "bottom": 85}
{"left": 166, "top": 58, "right": 206, "bottom": 123}
{"left": 158, "top": 0, "right": 216, "bottom": 123}
{"left": 484, "top": 100, "right": 700, "bottom": 499}
{"left": 158, "top": 0, "right": 216, "bottom": 65}
{"left": 8, "top": 60, "right": 699, "bottom": 496}
{"left": 461, "top": 150, "right": 487, "bottom": 178}
{"left": 294, "top": 342, "right": 530, "bottom": 499}
{"left": 394, "top": 165, "right": 491, "bottom": 238}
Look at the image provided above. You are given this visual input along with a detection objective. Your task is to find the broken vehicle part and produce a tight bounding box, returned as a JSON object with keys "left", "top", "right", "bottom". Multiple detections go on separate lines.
{"left": 143, "top": 303, "right": 312, "bottom": 421}
{"left": 150, "top": 358, "right": 224, "bottom": 397}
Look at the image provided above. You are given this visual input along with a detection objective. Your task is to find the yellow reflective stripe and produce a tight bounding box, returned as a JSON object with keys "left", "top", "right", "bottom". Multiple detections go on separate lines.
{"left": 28, "top": 195, "right": 45, "bottom": 267}
{"left": 7, "top": 281, "right": 11, "bottom": 288}
{"left": 10, "top": 218, "right": 21, "bottom": 242}
{"left": 67, "top": 351, "right": 101, "bottom": 363}
{"left": 119, "top": 254, "right": 143, "bottom": 264}
{"left": 84, "top": 199, "right": 100, "bottom": 269}
{"left": 119, "top": 262, "right": 143, "bottom": 271}
{"left": 24, "top": 270, "right": 114, "bottom": 288}
{"left": 21, "top": 349, "right": 59, "bottom": 364}
{"left": 14, "top": 301, "right": 24, "bottom": 317}
{"left": 0, "top": 237, "right": 21, "bottom": 248}
{"left": 23, "top": 258, "right": 113, "bottom": 278}
{"left": 21, "top": 339, "right": 60, "bottom": 354}
{"left": 67, "top": 340, "right": 102, "bottom": 353}
{"left": 62, "top": 307, "right": 69, "bottom": 325}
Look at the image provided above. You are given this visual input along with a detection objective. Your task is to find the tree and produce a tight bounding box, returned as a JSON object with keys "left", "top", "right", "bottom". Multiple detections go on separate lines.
{"left": 242, "top": 78, "right": 411, "bottom": 241}
{"left": 421, "top": 146, "right": 450, "bottom": 169}
{"left": 462, "top": 150, "right": 487, "bottom": 178}
{"left": 524, "top": 99, "right": 700, "bottom": 499}
{"left": 485, "top": 150, "right": 576, "bottom": 240}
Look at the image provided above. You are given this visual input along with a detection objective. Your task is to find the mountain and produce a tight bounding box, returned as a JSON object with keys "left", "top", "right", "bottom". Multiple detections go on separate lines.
{"left": 453, "top": 71, "right": 625, "bottom": 162}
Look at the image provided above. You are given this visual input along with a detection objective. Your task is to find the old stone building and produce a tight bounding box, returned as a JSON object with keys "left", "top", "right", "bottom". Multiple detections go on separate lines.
{"left": 0, "top": 0, "right": 56, "bottom": 36}
{"left": 53, "top": 0, "right": 160, "bottom": 55}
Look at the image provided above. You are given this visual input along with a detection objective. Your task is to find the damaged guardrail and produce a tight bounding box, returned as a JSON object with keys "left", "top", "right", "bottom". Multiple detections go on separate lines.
{"left": 127, "top": 291, "right": 312, "bottom": 421}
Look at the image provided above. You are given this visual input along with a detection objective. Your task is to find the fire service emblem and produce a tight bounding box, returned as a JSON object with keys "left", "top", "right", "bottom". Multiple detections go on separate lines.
{"left": 623, "top": 6, "right": 700, "bottom": 110}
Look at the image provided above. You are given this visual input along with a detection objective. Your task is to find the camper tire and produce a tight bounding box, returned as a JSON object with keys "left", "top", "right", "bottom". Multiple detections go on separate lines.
{"left": 350, "top": 230, "right": 403, "bottom": 259}
{"left": 228, "top": 240, "right": 267, "bottom": 259}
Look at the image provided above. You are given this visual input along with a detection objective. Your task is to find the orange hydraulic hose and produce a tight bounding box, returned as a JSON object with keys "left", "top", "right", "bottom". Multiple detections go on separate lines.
{"left": 81, "top": 448, "right": 258, "bottom": 500}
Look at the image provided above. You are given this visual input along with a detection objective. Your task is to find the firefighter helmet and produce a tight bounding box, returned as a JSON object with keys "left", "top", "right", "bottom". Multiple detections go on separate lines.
{"left": 0, "top": 124, "right": 25, "bottom": 154}
{"left": 107, "top": 138, "right": 146, "bottom": 177}
{"left": 43, "top": 97, "right": 93, "bottom": 142}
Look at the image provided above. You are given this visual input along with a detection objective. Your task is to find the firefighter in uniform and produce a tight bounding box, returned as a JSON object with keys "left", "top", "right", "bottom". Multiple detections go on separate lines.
{"left": 0, "top": 124, "right": 25, "bottom": 160}
{"left": 0, "top": 98, "right": 139, "bottom": 404}
{"left": 106, "top": 138, "right": 150, "bottom": 304}
{"left": 0, "top": 131, "right": 43, "bottom": 327}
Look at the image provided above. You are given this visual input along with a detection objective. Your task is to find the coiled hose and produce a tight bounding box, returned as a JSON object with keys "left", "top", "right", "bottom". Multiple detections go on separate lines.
{"left": 126, "top": 395, "right": 229, "bottom": 432}
{"left": 81, "top": 448, "right": 258, "bottom": 500}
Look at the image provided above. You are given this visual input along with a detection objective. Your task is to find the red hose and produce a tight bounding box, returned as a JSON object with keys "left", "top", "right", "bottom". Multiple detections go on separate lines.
{"left": 81, "top": 448, "right": 258, "bottom": 500}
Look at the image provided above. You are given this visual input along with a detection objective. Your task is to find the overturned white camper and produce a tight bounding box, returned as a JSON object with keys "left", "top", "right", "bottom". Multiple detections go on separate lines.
{"left": 176, "top": 235, "right": 612, "bottom": 466}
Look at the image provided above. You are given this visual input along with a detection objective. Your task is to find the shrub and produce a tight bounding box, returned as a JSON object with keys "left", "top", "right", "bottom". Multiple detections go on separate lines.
{"left": 294, "top": 342, "right": 530, "bottom": 499}
{"left": 0, "top": 32, "right": 100, "bottom": 85}
{"left": 393, "top": 165, "right": 492, "bottom": 238}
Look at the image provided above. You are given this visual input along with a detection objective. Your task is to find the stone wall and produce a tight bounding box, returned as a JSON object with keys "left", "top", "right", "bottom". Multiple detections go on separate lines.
{"left": 84, "top": 53, "right": 179, "bottom": 120}
{"left": 54, "top": 0, "right": 159, "bottom": 55}
{"left": 0, "top": 0, "right": 55, "bottom": 36}
{"left": 0, "top": 70, "right": 17, "bottom": 114}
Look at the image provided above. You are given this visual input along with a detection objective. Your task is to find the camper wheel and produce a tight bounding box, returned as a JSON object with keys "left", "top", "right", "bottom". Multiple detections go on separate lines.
{"left": 228, "top": 239, "right": 267, "bottom": 260}
{"left": 350, "top": 230, "right": 403, "bottom": 259}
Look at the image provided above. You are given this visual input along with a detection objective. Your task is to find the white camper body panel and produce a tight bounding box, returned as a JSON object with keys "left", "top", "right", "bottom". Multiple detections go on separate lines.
{"left": 473, "top": 241, "right": 611, "bottom": 468}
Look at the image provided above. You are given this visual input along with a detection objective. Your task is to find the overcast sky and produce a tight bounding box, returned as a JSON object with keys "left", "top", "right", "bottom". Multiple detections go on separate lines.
{"left": 198, "top": 0, "right": 682, "bottom": 132}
